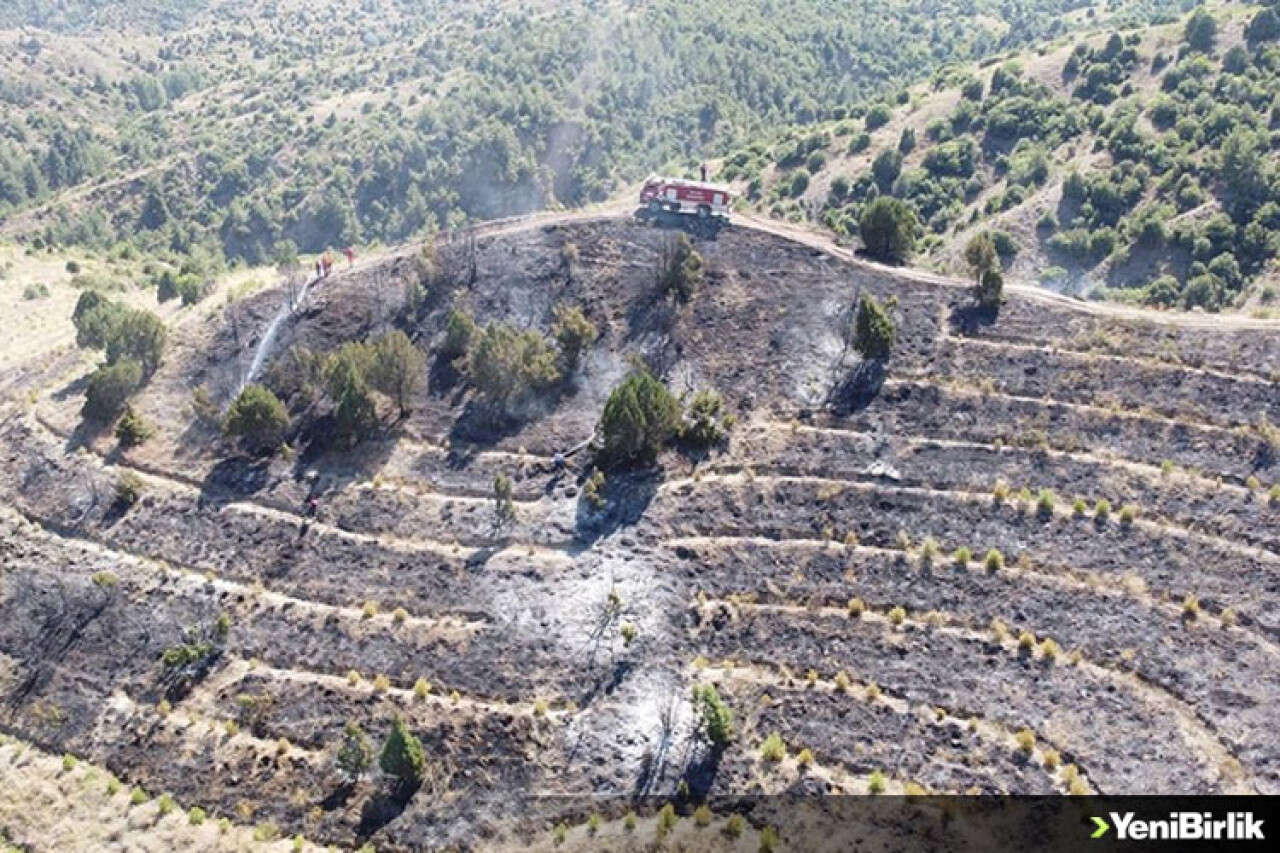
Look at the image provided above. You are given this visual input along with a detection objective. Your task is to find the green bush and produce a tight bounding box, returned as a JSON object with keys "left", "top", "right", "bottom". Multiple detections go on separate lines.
{"left": 658, "top": 233, "right": 704, "bottom": 302}
{"left": 974, "top": 268, "right": 1005, "bottom": 309}
{"left": 852, "top": 292, "right": 896, "bottom": 360}
{"left": 83, "top": 359, "right": 142, "bottom": 423}
{"left": 441, "top": 306, "right": 476, "bottom": 360}
{"left": 325, "top": 343, "right": 381, "bottom": 443}
{"left": 379, "top": 719, "right": 426, "bottom": 789}
{"left": 115, "top": 472, "right": 143, "bottom": 508}
{"left": 682, "top": 388, "right": 732, "bottom": 446}
{"left": 550, "top": 304, "right": 598, "bottom": 372}
{"left": 595, "top": 369, "right": 681, "bottom": 467}
{"left": 72, "top": 291, "right": 125, "bottom": 350}
{"left": 493, "top": 473, "right": 515, "bottom": 519}
{"left": 1184, "top": 7, "right": 1218, "bottom": 53}
{"left": 858, "top": 197, "right": 916, "bottom": 265}
{"left": 963, "top": 233, "right": 998, "bottom": 284}
{"left": 104, "top": 308, "right": 167, "bottom": 375}
{"left": 691, "top": 683, "right": 735, "bottom": 747}
{"left": 461, "top": 322, "right": 561, "bottom": 409}
{"left": 114, "top": 405, "right": 153, "bottom": 448}
{"left": 369, "top": 330, "right": 425, "bottom": 418}
{"left": 336, "top": 721, "right": 374, "bottom": 783}
{"left": 224, "top": 385, "right": 290, "bottom": 453}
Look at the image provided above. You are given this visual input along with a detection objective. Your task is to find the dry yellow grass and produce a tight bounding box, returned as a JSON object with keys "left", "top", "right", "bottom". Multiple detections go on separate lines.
{"left": 0, "top": 737, "right": 324, "bottom": 851}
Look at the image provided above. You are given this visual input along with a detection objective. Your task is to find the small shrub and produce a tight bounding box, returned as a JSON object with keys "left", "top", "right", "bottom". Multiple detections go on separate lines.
{"left": 859, "top": 197, "right": 916, "bottom": 265}
{"left": 157, "top": 793, "right": 176, "bottom": 816}
{"left": 130, "top": 786, "right": 149, "bottom": 806}
{"left": 379, "top": 718, "right": 426, "bottom": 788}
{"left": 369, "top": 329, "right": 426, "bottom": 418}
{"left": 1015, "top": 729, "right": 1036, "bottom": 754}
{"left": 984, "top": 549, "right": 1004, "bottom": 572}
{"left": 588, "top": 812, "right": 602, "bottom": 834}
{"left": 188, "top": 806, "right": 206, "bottom": 826}
{"left": 682, "top": 388, "right": 731, "bottom": 446}
{"left": 1018, "top": 630, "right": 1036, "bottom": 650}
{"left": 624, "top": 811, "right": 638, "bottom": 832}
{"left": 83, "top": 359, "right": 142, "bottom": 423}
{"left": 1043, "top": 749, "right": 1061, "bottom": 770}
{"left": 693, "top": 804, "right": 712, "bottom": 827}
{"left": 361, "top": 601, "right": 378, "bottom": 619}
{"left": 992, "top": 481, "right": 1010, "bottom": 502}
{"left": 224, "top": 385, "right": 289, "bottom": 454}
{"left": 620, "top": 622, "right": 637, "bottom": 645}
{"left": 796, "top": 747, "right": 815, "bottom": 768}
{"left": 692, "top": 683, "right": 735, "bottom": 747}
{"left": 867, "top": 770, "right": 887, "bottom": 794}
{"left": 1035, "top": 488, "right": 1055, "bottom": 518}
{"left": 595, "top": 369, "right": 681, "bottom": 467}
{"left": 1072, "top": 497, "right": 1087, "bottom": 517}
{"left": 888, "top": 605, "right": 906, "bottom": 625}
{"left": 113, "top": 405, "right": 153, "bottom": 448}
{"left": 852, "top": 291, "right": 896, "bottom": 360}
{"left": 440, "top": 306, "right": 476, "bottom": 360}
{"left": 953, "top": 546, "right": 971, "bottom": 567}
{"left": 372, "top": 674, "right": 391, "bottom": 694}
{"left": 493, "top": 473, "right": 515, "bottom": 519}
{"left": 724, "top": 813, "right": 745, "bottom": 838}
{"left": 657, "top": 233, "right": 704, "bottom": 302}
{"left": 1118, "top": 504, "right": 1137, "bottom": 526}
{"left": 834, "top": 671, "right": 851, "bottom": 692}
{"left": 1094, "top": 498, "right": 1112, "bottom": 521}
{"left": 115, "top": 472, "right": 144, "bottom": 508}
{"left": 657, "top": 803, "right": 678, "bottom": 838}
{"left": 847, "top": 597, "right": 865, "bottom": 618}
{"left": 550, "top": 304, "right": 598, "bottom": 372}
{"left": 552, "top": 822, "right": 567, "bottom": 845}
{"left": 583, "top": 470, "right": 606, "bottom": 509}
{"left": 336, "top": 721, "right": 374, "bottom": 783}
{"left": 253, "top": 823, "right": 280, "bottom": 843}
{"left": 1182, "top": 594, "right": 1200, "bottom": 620}
{"left": 413, "top": 678, "right": 431, "bottom": 699}
{"left": 61, "top": 753, "right": 77, "bottom": 772}
{"left": 760, "top": 826, "right": 781, "bottom": 852}
{"left": 759, "top": 731, "right": 786, "bottom": 763}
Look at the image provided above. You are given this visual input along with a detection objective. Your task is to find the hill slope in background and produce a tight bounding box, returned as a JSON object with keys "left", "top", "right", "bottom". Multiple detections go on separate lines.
{"left": 730, "top": 1, "right": 1280, "bottom": 311}
{"left": 1, "top": 0, "right": 1176, "bottom": 266}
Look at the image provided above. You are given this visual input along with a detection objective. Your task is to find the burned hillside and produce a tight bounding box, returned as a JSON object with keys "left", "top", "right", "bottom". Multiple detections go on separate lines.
{"left": 3, "top": 215, "right": 1280, "bottom": 850}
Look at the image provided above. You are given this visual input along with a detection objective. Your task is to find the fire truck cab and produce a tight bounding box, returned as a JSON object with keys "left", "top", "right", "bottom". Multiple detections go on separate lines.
{"left": 639, "top": 175, "right": 734, "bottom": 220}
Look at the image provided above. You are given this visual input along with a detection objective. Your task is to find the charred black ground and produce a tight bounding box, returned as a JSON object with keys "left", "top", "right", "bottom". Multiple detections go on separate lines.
{"left": 3, "top": 215, "right": 1280, "bottom": 851}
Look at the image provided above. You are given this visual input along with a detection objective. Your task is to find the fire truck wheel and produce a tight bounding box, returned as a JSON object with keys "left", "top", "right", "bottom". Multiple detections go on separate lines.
{"left": 648, "top": 200, "right": 661, "bottom": 214}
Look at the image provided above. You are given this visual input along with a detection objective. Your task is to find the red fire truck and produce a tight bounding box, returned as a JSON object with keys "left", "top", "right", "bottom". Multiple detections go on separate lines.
{"left": 639, "top": 175, "right": 734, "bottom": 220}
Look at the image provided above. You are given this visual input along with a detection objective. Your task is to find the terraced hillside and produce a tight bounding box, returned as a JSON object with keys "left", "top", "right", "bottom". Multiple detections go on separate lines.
{"left": 2, "top": 213, "right": 1280, "bottom": 850}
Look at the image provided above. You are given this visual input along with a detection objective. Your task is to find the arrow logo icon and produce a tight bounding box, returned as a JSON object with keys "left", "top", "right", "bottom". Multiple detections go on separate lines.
{"left": 1091, "top": 816, "right": 1111, "bottom": 839}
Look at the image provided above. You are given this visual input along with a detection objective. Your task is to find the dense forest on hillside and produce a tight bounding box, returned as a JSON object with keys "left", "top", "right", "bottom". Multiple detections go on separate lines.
{"left": 734, "top": 1, "right": 1280, "bottom": 311}
{"left": 1, "top": 0, "right": 1180, "bottom": 274}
